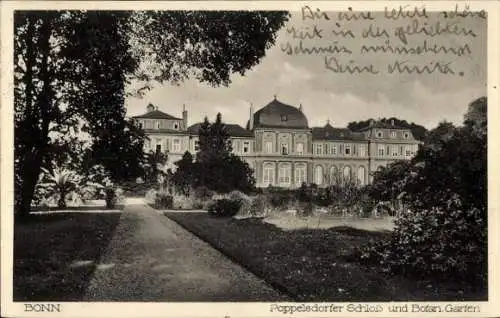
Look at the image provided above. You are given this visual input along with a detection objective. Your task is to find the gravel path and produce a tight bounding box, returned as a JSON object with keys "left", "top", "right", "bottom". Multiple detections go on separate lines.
{"left": 83, "top": 201, "right": 288, "bottom": 301}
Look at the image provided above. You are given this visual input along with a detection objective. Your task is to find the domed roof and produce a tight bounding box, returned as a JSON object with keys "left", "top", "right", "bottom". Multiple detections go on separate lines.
{"left": 253, "top": 98, "right": 308, "bottom": 129}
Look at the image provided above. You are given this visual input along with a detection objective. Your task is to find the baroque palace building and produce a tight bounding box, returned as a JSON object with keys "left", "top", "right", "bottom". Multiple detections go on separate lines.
{"left": 133, "top": 98, "right": 421, "bottom": 188}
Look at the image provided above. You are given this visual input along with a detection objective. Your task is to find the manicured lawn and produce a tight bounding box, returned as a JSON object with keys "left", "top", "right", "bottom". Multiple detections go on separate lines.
{"left": 165, "top": 212, "right": 487, "bottom": 302}
{"left": 14, "top": 209, "right": 122, "bottom": 301}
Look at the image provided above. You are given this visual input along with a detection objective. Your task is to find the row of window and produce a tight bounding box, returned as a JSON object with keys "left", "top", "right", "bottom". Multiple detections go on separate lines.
{"left": 146, "top": 138, "right": 182, "bottom": 153}
{"left": 377, "top": 145, "right": 416, "bottom": 157}
{"left": 262, "top": 163, "right": 366, "bottom": 186}
{"left": 233, "top": 140, "right": 251, "bottom": 154}
{"left": 313, "top": 143, "right": 366, "bottom": 156}
{"left": 375, "top": 130, "right": 411, "bottom": 139}
{"left": 138, "top": 120, "right": 180, "bottom": 130}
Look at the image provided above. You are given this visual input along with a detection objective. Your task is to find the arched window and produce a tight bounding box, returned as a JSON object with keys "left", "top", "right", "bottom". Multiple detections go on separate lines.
{"left": 263, "top": 163, "right": 275, "bottom": 186}
{"left": 357, "top": 166, "right": 366, "bottom": 186}
{"left": 314, "top": 165, "right": 323, "bottom": 185}
{"left": 343, "top": 166, "right": 352, "bottom": 182}
{"left": 329, "top": 166, "right": 338, "bottom": 185}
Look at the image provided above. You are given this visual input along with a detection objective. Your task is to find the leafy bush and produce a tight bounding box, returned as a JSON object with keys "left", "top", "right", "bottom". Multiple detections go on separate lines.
{"left": 265, "top": 189, "right": 294, "bottom": 210}
{"left": 207, "top": 199, "right": 242, "bottom": 217}
{"left": 105, "top": 187, "right": 117, "bottom": 208}
{"left": 193, "top": 186, "right": 215, "bottom": 201}
{"left": 358, "top": 196, "right": 486, "bottom": 283}
{"left": 155, "top": 193, "right": 173, "bottom": 209}
{"left": 228, "top": 190, "right": 250, "bottom": 202}
{"left": 172, "top": 194, "right": 204, "bottom": 210}
{"left": 359, "top": 100, "right": 487, "bottom": 283}
{"left": 145, "top": 188, "right": 157, "bottom": 203}
{"left": 298, "top": 201, "right": 315, "bottom": 217}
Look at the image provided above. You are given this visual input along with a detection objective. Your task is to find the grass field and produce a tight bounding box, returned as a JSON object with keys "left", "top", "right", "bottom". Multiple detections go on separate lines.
{"left": 165, "top": 212, "right": 487, "bottom": 302}
{"left": 14, "top": 209, "right": 122, "bottom": 301}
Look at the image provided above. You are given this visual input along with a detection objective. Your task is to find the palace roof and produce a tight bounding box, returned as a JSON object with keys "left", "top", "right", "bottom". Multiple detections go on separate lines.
{"left": 312, "top": 123, "right": 365, "bottom": 141}
{"left": 187, "top": 123, "right": 253, "bottom": 138}
{"left": 133, "top": 108, "right": 182, "bottom": 120}
{"left": 253, "top": 98, "right": 308, "bottom": 129}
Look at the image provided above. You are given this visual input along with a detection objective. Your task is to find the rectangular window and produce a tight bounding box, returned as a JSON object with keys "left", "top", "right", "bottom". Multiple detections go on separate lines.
{"left": 314, "top": 144, "right": 323, "bottom": 155}
{"left": 265, "top": 141, "right": 273, "bottom": 153}
{"left": 243, "top": 141, "right": 250, "bottom": 153}
{"left": 324, "top": 143, "right": 329, "bottom": 155}
{"left": 392, "top": 146, "right": 398, "bottom": 156}
{"left": 263, "top": 164, "right": 274, "bottom": 185}
{"left": 296, "top": 142, "right": 304, "bottom": 155}
{"left": 295, "top": 165, "right": 307, "bottom": 186}
{"left": 378, "top": 145, "right": 385, "bottom": 156}
{"left": 345, "top": 145, "right": 351, "bottom": 155}
{"left": 156, "top": 121, "right": 161, "bottom": 129}
{"left": 194, "top": 140, "right": 200, "bottom": 151}
{"left": 281, "top": 143, "right": 289, "bottom": 155}
{"left": 233, "top": 140, "right": 241, "bottom": 153}
{"left": 359, "top": 145, "right": 365, "bottom": 157}
{"left": 173, "top": 139, "right": 180, "bottom": 152}
{"left": 391, "top": 131, "right": 397, "bottom": 138}
{"left": 278, "top": 165, "right": 291, "bottom": 185}
{"left": 332, "top": 144, "right": 337, "bottom": 155}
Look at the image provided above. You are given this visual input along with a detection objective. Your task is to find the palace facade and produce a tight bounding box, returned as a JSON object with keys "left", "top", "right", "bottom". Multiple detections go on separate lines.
{"left": 133, "top": 98, "right": 421, "bottom": 188}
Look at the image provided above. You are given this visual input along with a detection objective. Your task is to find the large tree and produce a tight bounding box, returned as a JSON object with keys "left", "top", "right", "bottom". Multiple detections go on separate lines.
{"left": 194, "top": 113, "right": 255, "bottom": 193}
{"left": 14, "top": 10, "right": 289, "bottom": 216}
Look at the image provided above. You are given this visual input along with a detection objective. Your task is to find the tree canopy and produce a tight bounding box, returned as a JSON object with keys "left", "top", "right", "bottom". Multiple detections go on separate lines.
{"left": 171, "top": 113, "right": 255, "bottom": 194}
{"left": 14, "top": 10, "right": 289, "bottom": 216}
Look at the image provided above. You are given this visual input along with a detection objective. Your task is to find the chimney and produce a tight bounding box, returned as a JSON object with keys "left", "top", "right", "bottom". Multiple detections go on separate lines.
{"left": 146, "top": 103, "right": 155, "bottom": 112}
{"left": 249, "top": 103, "right": 254, "bottom": 130}
{"left": 182, "top": 104, "right": 188, "bottom": 129}
{"left": 299, "top": 103, "right": 303, "bottom": 112}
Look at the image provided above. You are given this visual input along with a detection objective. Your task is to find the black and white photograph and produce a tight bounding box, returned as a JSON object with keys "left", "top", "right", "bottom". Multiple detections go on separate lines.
{"left": 1, "top": 1, "right": 497, "bottom": 317}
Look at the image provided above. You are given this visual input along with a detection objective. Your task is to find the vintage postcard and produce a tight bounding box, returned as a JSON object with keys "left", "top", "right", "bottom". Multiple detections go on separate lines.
{"left": 1, "top": 1, "right": 498, "bottom": 317}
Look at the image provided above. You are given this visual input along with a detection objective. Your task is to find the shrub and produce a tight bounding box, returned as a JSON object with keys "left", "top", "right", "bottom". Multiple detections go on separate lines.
{"left": 105, "top": 187, "right": 117, "bottom": 209}
{"left": 228, "top": 190, "right": 250, "bottom": 202}
{"left": 358, "top": 195, "right": 486, "bottom": 284}
{"left": 155, "top": 193, "right": 173, "bottom": 209}
{"left": 172, "top": 194, "right": 204, "bottom": 210}
{"left": 145, "top": 188, "right": 157, "bottom": 203}
{"left": 193, "top": 186, "right": 214, "bottom": 201}
{"left": 208, "top": 199, "right": 242, "bottom": 217}
{"left": 298, "top": 201, "right": 315, "bottom": 217}
{"left": 266, "top": 190, "right": 294, "bottom": 210}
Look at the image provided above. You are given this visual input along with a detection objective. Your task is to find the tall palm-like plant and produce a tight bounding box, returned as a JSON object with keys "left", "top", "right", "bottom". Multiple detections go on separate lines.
{"left": 39, "top": 166, "right": 81, "bottom": 208}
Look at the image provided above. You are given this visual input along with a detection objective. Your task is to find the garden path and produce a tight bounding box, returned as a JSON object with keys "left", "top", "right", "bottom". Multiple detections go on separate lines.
{"left": 83, "top": 200, "right": 288, "bottom": 301}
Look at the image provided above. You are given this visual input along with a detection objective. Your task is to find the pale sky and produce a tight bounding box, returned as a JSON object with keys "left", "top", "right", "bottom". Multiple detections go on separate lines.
{"left": 125, "top": 11, "right": 486, "bottom": 130}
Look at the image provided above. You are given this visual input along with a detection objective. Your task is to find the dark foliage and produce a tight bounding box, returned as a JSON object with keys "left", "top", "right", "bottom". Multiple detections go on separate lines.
{"left": 207, "top": 199, "right": 242, "bottom": 217}
{"left": 105, "top": 188, "right": 117, "bottom": 209}
{"left": 155, "top": 193, "right": 173, "bottom": 209}
{"left": 14, "top": 10, "right": 288, "bottom": 216}
{"left": 360, "top": 97, "right": 487, "bottom": 284}
{"left": 171, "top": 151, "right": 196, "bottom": 195}
{"left": 172, "top": 113, "right": 255, "bottom": 193}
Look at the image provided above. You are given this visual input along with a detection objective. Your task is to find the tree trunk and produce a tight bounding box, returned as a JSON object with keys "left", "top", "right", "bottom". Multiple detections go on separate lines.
{"left": 16, "top": 15, "right": 53, "bottom": 218}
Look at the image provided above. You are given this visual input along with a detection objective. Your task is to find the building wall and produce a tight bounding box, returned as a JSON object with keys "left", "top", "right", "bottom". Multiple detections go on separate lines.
{"left": 141, "top": 123, "right": 420, "bottom": 188}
